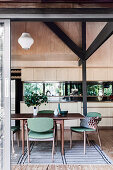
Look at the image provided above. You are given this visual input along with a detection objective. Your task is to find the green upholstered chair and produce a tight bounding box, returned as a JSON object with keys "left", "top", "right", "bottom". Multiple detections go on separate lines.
{"left": 26, "top": 117, "right": 55, "bottom": 163}
{"left": 38, "top": 110, "right": 57, "bottom": 145}
{"left": 11, "top": 126, "right": 20, "bottom": 154}
{"left": 70, "top": 112, "right": 102, "bottom": 154}
{"left": 38, "top": 110, "right": 54, "bottom": 114}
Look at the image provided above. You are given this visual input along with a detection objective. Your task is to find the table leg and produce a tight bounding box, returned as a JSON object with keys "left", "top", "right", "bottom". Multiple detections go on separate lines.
{"left": 61, "top": 120, "right": 64, "bottom": 155}
{"left": 21, "top": 120, "right": 25, "bottom": 155}
{"left": 55, "top": 119, "right": 64, "bottom": 155}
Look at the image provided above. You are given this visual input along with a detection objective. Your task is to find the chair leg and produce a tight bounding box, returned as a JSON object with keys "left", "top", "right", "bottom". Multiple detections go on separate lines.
{"left": 86, "top": 134, "right": 90, "bottom": 146}
{"left": 70, "top": 130, "right": 72, "bottom": 149}
{"left": 84, "top": 131, "right": 86, "bottom": 155}
{"left": 27, "top": 136, "right": 30, "bottom": 163}
{"left": 97, "top": 126, "right": 102, "bottom": 148}
{"left": 60, "top": 124, "right": 62, "bottom": 145}
{"left": 55, "top": 124, "right": 57, "bottom": 147}
{"left": 11, "top": 131, "right": 15, "bottom": 154}
{"left": 52, "top": 139, "right": 55, "bottom": 162}
{"left": 17, "top": 131, "right": 20, "bottom": 147}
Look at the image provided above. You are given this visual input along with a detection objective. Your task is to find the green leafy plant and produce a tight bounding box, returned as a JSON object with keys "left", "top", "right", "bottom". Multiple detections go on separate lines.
{"left": 25, "top": 92, "right": 48, "bottom": 107}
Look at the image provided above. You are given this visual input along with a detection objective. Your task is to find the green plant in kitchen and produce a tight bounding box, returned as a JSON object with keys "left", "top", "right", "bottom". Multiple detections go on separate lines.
{"left": 25, "top": 92, "right": 48, "bottom": 107}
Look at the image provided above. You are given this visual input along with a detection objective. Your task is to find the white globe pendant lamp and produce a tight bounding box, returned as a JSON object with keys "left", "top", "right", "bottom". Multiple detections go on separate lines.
{"left": 18, "top": 32, "right": 34, "bottom": 50}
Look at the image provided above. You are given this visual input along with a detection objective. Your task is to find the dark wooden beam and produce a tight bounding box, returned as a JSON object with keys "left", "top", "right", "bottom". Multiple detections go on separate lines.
{"left": 82, "top": 22, "right": 87, "bottom": 116}
{"left": 1, "top": 8, "right": 113, "bottom": 15}
{"left": 44, "top": 22, "right": 85, "bottom": 60}
{"left": 15, "top": 79, "right": 23, "bottom": 127}
{"left": 79, "top": 22, "right": 113, "bottom": 65}
{"left": 1, "top": 0, "right": 113, "bottom": 2}
{"left": 85, "top": 22, "right": 113, "bottom": 60}
{"left": 0, "top": 8, "right": 113, "bottom": 22}
{"left": 42, "top": 0, "right": 113, "bottom": 2}
{"left": 78, "top": 59, "right": 82, "bottom": 66}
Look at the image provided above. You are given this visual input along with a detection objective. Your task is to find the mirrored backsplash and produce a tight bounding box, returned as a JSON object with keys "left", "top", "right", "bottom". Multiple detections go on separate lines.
{"left": 23, "top": 81, "right": 113, "bottom": 102}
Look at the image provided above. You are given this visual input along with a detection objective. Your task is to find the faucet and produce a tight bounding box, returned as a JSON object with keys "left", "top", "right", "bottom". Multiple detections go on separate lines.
{"left": 46, "top": 90, "right": 51, "bottom": 96}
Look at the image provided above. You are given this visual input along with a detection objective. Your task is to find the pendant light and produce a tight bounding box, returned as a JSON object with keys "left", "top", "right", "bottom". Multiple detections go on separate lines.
{"left": 18, "top": 22, "right": 34, "bottom": 50}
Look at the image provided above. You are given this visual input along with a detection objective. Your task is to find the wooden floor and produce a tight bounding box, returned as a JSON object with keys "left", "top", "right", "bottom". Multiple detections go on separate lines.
{"left": 12, "top": 165, "right": 113, "bottom": 170}
{"left": 12, "top": 129, "right": 113, "bottom": 170}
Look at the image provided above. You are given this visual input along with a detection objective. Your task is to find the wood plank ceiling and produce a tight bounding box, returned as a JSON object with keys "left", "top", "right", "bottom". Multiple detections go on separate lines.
{"left": 11, "top": 22, "right": 81, "bottom": 62}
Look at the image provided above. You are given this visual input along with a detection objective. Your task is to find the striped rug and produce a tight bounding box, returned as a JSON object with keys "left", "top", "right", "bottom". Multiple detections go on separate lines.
{"left": 11, "top": 141, "right": 113, "bottom": 165}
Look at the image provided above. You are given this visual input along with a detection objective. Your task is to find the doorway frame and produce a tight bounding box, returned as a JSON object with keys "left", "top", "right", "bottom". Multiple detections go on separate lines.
{"left": 0, "top": 8, "right": 113, "bottom": 170}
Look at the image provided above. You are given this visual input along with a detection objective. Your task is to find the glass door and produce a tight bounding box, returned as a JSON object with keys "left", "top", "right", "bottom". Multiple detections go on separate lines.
{"left": 0, "top": 20, "right": 10, "bottom": 170}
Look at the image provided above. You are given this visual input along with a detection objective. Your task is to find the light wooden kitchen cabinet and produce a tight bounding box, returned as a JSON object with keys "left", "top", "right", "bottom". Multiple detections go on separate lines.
{"left": 21, "top": 68, "right": 83, "bottom": 81}
{"left": 87, "top": 68, "right": 108, "bottom": 81}
{"left": 20, "top": 101, "right": 81, "bottom": 127}
{"left": 34, "top": 68, "right": 45, "bottom": 81}
{"left": 68, "top": 68, "right": 82, "bottom": 81}
{"left": 21, "top": 67, "right": 113, "bottom": 82}
{"left": 34, "top": 68, "right": 57, "bottom": 81}
{"left": 21, "top": 101, "right": 113, "bottom": 127}
{"left": 56, "top": 68, "right": 68, "bottom": 81}
{"left": 87, "top": 68, "right": 94, "bottom": 81}
{"left": 21, "top": 68, "right": 34, "bottom": 81}
{"left": 93, "top": 68, "right": 108, "bottom": 81}
{"left": 56, "top": 68, "right": 82, "bottom": 81}
{"left": 45, "top": 68, "right": 57, "bottom": 81}
{"left": 108, "top": 68, "right": 113, "bottom": 81}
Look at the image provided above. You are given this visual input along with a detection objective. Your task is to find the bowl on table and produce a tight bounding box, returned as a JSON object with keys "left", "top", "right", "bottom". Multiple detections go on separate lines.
{"left": 60, "top": 111, "right": 68, "bottom": 116}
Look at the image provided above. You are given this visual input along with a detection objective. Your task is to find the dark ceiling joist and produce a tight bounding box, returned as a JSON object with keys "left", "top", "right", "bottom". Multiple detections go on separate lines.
{"left": 85, "top": 22, "right": 113, "bottom": 60}
{"left": 0, "top": 8, "right": 113, "bottom": 15}
{"left": 1, "top": 8, "right": 113, "bottom": 22}
{"left": 44, "top": 22, "right": 85, "bottom": 60}
{"left": 79, "top": 22, "right": 113, "bottom": 66}
{"left": 2, "top": 0, "right": 113, "bottom": 2}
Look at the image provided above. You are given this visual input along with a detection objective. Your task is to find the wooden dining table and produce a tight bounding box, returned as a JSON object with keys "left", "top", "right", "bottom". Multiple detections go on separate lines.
{"left": 11, "top": 113, "right": 84, "bottom": 155}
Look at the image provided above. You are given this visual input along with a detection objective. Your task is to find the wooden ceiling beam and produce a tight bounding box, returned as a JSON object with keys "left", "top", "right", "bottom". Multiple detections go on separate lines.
{"left": 79, "top": 22, "right": 113, "bottom": 66}
{"left": 85, "top": 22, "right": 113, "bottom": 60}
{"left": 44, "top": 22, "right": 85, "bottom": 60}
{"left": 0, "top": 8, "right": 113, "bottom": 22}
{"left": 1, "top": 1, "right": 113, "bottom": 3}
{"left": 0, "top": 8, "right": 113, "bottom": 15}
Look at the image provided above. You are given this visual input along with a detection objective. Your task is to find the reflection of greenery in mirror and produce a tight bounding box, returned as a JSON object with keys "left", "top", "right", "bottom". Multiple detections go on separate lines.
{"left": 87, "top": 85, "right": 103, "bottom": 96}
{"left": 45, "top": 83, "right": 60, "bottom": 96}
{"left": 23, "top": 82, "right": 113, "bottom": 99}
{"left": 45, "top": 83, "right": 65, "bottom": 96}
{"left": 23, "top": 82, "right": 83, "bottom": 97}
{"left": 67, "top": 84, "right": 70, "bottom": 96}
{"left": 104, "top": 85, "right": 112, "bottom": 96}
{"left": 24, "top": 83, "right": 43, "bottom": 96}
{"left": 61, "top": 83, "right": 65, "bottom": 96}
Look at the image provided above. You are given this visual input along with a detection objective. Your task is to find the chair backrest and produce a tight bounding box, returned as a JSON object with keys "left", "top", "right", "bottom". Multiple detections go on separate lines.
{"left": 80, "top": 112, "right": 101, "bottom": 129}
{"left": 27, "top": 117, "right": 53, "bottom": 132}
{"left": 38, "top": 110, "right": 54, "bottom": 114}
{"left": 87, "top": 112, "right": 101, "bottom": 118}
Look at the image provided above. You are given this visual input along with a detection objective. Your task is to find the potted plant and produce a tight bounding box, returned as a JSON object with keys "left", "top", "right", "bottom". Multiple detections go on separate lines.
{"left": 25, "top": 92, "right": 48, "bottom": 116}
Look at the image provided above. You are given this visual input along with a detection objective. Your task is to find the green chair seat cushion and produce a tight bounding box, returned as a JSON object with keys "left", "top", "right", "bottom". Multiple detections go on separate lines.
{"left": 11, "top": 126, "right": 20, "bottom": 133}
{"left": 28, "top": 130, "right": 54, "bottom": 139}
{"left": 71, "top": 126, "right": 96, "bottom": 132}
{"left": 87, "top": 112, "right": 101, "bottom": 118}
